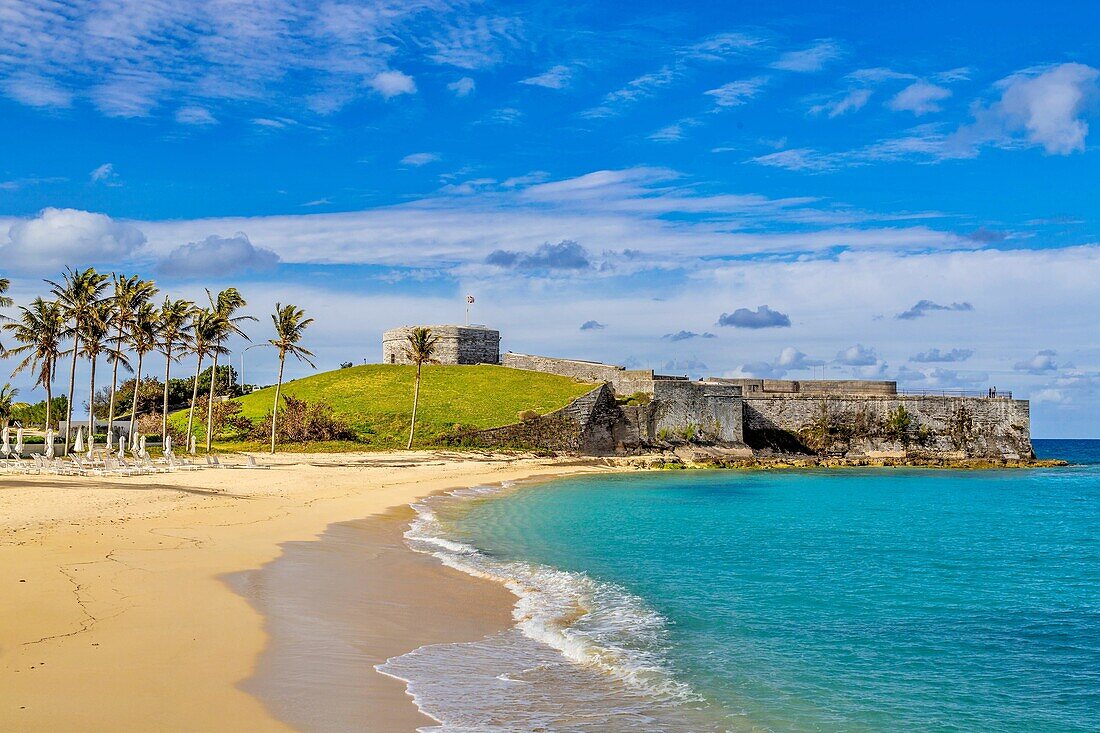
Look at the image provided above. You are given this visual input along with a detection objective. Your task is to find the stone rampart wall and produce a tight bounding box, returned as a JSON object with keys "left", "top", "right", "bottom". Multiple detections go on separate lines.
{"left": 383, "top": 326, "right": 500, "bottom": 365}
{"left": 713, "top": 378, "right": 897, "bottom": 396}
{"left": 502, "top": 353, "right": 656, "bottom": 396}
{"left": 743, "top": 395, "right": 1032, "bottom": 459}
{"left": 652, "top": 380, "right": 744, "bottom": 444}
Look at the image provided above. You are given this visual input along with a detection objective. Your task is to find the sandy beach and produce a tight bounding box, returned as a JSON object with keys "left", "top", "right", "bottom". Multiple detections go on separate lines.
{"left": 0, "top": 451, "right": 608, "bottom": 732}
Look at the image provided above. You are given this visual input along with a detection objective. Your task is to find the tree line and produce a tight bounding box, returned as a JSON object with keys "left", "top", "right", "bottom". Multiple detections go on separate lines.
{"left": 0, "top": 270, "right": 314, "bottom": 454}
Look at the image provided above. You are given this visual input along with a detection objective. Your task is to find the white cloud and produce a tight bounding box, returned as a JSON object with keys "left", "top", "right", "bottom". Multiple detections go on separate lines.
{"left": 175, "top": 105, "right": 218, "bottom": 125}
{"left": 770, "top": 39, "right": 843, "bottom": 72}
{"left": 836, "top": 344, "right": 879, "bottom": 366}
{"left": 89, "top": 163, "right": 116, "bottom": 184}
{"left": 369, "top": 70, "right": 416, "bottom": 99}
{"left": 887, "top": 81, "right": 952, "bottom": 115}
{"left": 448, "top": 76, "right": 476, "bottom": 97}
{"left": 648, "top": 119, "right": 698, "bottom": 142}
{"left": 1014, "top": 349, "right": 1060, "bottom": 374}
{"left": 158, "top": 233, "right": 280, "bottom": 278}
{"left": 965, "top": 63, "right": 1099, "bottom": 154}
{"left": 400, "top": 152, "right": 441, "bottom": 167}
{"left": 1, "top": 208, "right": 146, "bottom": 273}
{"left": 1, "top": 73, "right": 73, "bottom": 108}
{"left": 520, "top": 65, "right": 573, "bottom": 89}
{"left": 427, "top": 16, "right": 524, "bottom": 69}
{"left": 705, "top": 77, "right": 768, "bottom": 108}
{"left": 810, "top": 88, "right": 872, "bottom": 118}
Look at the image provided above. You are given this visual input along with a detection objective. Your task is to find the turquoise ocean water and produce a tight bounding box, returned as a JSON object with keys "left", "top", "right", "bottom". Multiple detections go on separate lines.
{"left": 381, "top": 440, "right": 1100, "bottom": 732}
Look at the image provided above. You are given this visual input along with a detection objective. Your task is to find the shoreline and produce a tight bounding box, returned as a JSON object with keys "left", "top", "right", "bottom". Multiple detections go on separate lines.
{"left": 0, "top": 451, "right": 610, "bottom": 732}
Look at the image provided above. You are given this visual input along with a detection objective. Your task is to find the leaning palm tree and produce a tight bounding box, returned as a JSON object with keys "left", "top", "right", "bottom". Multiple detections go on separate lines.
{"left": 4, "top": 298, "right": 66, "bottom": 429}
{"left": 0, "top": 383, "right": 18, "bottom": 426}
{"left": 125, "top": 302, "right": 161, "bottom": 441}
{"left": 157, "top": 297, "right": 193, "bottom": 441}
{"left": 203, "top": 288, "right": 254, "bottom": 452}
{"left": 47, "top": 267, "right": 109, "bottom": 451}
{"left": 106, "top": 275, "right": 158, "bottom": 432}
{"left": 268, "top": 304, "right": 315, "bottom": 454}
{"left": 404, "top": 327, "right": 438, "bottom": 450}
{"left": 0, "top": 276, "right": 13, "bottom": 353}
{"left": 77, "top": 301, "right": 113, "bottom": 436}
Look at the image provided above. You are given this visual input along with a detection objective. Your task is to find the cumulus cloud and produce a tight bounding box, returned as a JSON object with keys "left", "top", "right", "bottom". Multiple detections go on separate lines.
{"left": 910, "top": 347, "right": 974, "bottom": 363}
{"left": 1, "top": 207, "right": 146, "bottom": 272}
{"left": 896, "top": 299, "right": 974, "bottom": 320}
{"left": 369, "top": 70, "right": 416, "bottom": 99}
{"left": 485, "top": 240, "right": 590, "bottom": 270}
{"left": 958, "top": 63, "right": 1099, "bottom": 155}
{"left": 400, "top": 152, "right": 440, "bottom": 166}
{"left": 836, "top": 344, "right": 879, "bottom": 366}
{"left": 662, "top": 330, "right": 716, "bottom": 341}
{"left": 717, "top": 305, "right": 791, "bottom": 329}
{"left": 157, "top": 233, "right": 280, "bottom": 278}
{"left": 580, "top": 320, "right": 606, "bottom": 331}
{"left": 887, "top": 81, "right": 952, "bottom": 115}
{"left": 521, "top": 65, "right": 573, "bottom": 89}
{"left": 776, "top": 347, "right": 824, "bottom": 370}
{"left": 1014, "top": 349, "right": 1060, "bottom": 374}
{"left": 770, "top": 40, "right": 843, "bottom": 72}
{"left": 448, "top": 76, "right": 476, "bottom": 97}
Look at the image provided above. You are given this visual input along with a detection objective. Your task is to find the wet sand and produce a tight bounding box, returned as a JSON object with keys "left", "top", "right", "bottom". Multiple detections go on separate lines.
{"left": 233, "top": 506, "right": 517, "bottom": 732}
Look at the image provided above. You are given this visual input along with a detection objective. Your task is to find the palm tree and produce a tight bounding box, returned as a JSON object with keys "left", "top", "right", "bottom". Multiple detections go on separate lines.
{"left": 404, "top": 327, "right": 438, "bottom": 450}
{"left": 203, "top": 288, "right": 254, "bottom": 452}
{"left": 106, "top": 275, "right": 158, "bottom": 431}
{"left": 0, "top": 277, "right": 13, "bottom": 354}
{"left": 126, "top": 302, "right": 160, "bottom": 441}
{"left": 0, "top": 383, "right": 19, "bottom": 426}
{"left": 184, "top": 308, "right": 218, "bottom": 448}
{"left": 47, "top": 267, "right": 109, "bottom": 451}
{"left": 4, "top": 298, "right": 65, "bottom": 429}
{"left": 157, "top": 297, "right": 193, "bottom": 441}
{"left": 268, "top": 304, "right": 315, "bottom": 454}
{"left": 77, "top": 301, "right": 113, "bottom": 436}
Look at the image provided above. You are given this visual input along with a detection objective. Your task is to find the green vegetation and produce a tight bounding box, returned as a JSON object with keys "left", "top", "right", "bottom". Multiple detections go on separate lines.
{"left": 171, "top": 364, "right": 593, "bottom": 450}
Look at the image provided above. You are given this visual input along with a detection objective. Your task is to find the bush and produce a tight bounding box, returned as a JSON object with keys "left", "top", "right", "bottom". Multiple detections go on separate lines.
{"left": 253, "top": 395, "right": 357, "bottom": 443}
{"left": 517, "top": 409, "right": 540, "bottom": 421}
{"left": 884, "top": 406, "right": 914, "bottom": 444}
{"left": 193, "top": 397, "right": 254, "bottom": 440}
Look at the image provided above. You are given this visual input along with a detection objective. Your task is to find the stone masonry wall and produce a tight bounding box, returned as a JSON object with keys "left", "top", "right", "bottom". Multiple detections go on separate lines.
{"left": 383, "top": 326, "right": 500, "bottom": 365}
{"left": 652, "top": 380, "right": 744, "bottom": 444}
{"left": 502, "top": 353, "right": 657, "bottom": 396}
{"left": 743, "top": 395, "right": 1032, "bottom": 459}
{"left": 712, "top": 378, "right": 897, "bottom": 396}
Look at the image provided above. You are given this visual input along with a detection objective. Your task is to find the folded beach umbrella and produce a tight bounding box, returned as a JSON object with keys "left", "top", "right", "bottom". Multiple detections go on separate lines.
{"left": 15, "top": 427, "right": 24, "bottom": 456}
{"left": 1, "top": 426, "right": 10, "bottom": 457}
{"left": 74, "top": 426, "right": 85, "bottom": 454}
{"left": 118, "top": 440, "right": 125, "bottom": 460}
{"left": 87, "top": 430, "right": 95, "bottom": 458}
{"left": 106, "top": 429, "right": 114, "bottom": 451}
{"left": 138, "top": 434, "right": 147, "bottom": 458}
{"left": 164, "top": 434, "right": 173, "bottom": 455}
{"left": 189, "top": 434, "right": 196, "bottom": 455}
{"left": 45, "top": 429, "right": 55, "bottom": 460}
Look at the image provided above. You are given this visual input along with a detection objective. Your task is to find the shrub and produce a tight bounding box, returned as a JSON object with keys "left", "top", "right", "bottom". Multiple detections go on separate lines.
{"left": 340, "top": 362, "right": 354, "bottom": 369}
{"left": 517, "top": 409, "right": 540, "bottom": 422}
{"left": 253, "top": 395, "right": 357, "bottom": 443}
{"left": 884, "top": 405, "right": 914, "bottom": 444}
{"left": 193, "top": 397, "right": 254, "bottom": 440}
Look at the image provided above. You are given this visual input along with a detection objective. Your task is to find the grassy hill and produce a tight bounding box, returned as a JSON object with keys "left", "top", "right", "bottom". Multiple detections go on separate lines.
{"left": 172, "top": 364, "right": 594, "bottom": 450}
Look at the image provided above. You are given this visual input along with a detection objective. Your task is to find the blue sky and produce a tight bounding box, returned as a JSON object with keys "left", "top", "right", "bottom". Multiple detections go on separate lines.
{"left": 1, "top": 1, "right": 1099, "bottom": 436}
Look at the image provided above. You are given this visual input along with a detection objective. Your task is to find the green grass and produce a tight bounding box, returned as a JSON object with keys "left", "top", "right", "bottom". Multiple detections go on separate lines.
{"left": 171, "top": 364, "right": 594, "bottom": 450}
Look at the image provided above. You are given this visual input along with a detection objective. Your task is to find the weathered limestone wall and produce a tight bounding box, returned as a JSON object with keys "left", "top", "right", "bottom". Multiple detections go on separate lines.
{"left": 713, "top": 378, "right": 898, "bottom": 396}
{"left": 383, "top": 325, "right": 500, "bottom": 365}
{"left": 455, "top": 384, "right": 619, "bottom": 454}
{"left": 743, "top": 395, "right": 1032, "bottom": 459}
{"left": 502, "top": 352, "right": 657, "bottom": 396}
{"left": 652, "top": 380, "right": 744, "bottom": 444}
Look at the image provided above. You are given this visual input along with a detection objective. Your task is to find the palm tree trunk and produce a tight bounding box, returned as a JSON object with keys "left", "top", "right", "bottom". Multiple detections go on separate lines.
{"left": 107, "top": 322, "right": 124, "bottom": 429}
{"left": 270, "top": 355, "right": 285, "bottom": 454}
{"left": 205, "top": 351, "right": 219, "bottom": 452}
{"left": 161, "top": 344, "right": 172, "bottom": 442}
{"left": 407, "top": 362, "right": 422, "bottom": 450}
{"left": 128, "top": 351, "right": 144, "bottom": 442}
{"left": 186, "top": 353, "right": 203, "bottom": 444}
{"left": 88, "top": 356, "right": 97, "bottom": 437}
{"left": 64, "top": 335, "right": 79, "bottom": 453}
{"left": 45, "top": 371, "right": 53, "bottom": 431}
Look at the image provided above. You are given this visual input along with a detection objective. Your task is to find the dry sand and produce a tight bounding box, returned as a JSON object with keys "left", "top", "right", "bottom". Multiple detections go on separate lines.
{"left": 0, "top": 451, "right": 609, "bottom": 732}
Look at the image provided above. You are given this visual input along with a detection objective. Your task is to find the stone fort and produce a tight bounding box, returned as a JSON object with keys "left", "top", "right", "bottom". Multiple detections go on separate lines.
{"left": 382, "top": 325, "right": 1033, "bottom": 460}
